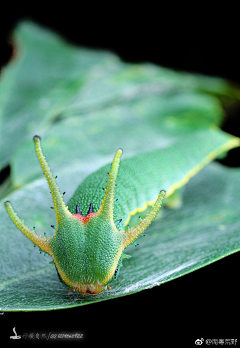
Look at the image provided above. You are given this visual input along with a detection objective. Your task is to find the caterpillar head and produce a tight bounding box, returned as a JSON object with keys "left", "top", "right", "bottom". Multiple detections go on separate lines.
{"left": 5, "top": 136, "right": 165, "bottom": 294}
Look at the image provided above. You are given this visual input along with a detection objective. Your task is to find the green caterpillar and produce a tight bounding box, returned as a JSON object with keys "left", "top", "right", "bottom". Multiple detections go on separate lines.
{"left": 5, "top": 131, "right": 237, "bottom": 295}
{"left": 5, "top": 136, "right": 166, "bottom": 295}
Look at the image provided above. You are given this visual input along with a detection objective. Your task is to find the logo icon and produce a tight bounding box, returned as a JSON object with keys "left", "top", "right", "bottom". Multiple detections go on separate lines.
{"left": 10, "top": 327, "right": 21, "bottom": 339}
{"left": 195, "top": 338, "right": 204, "bottom": 345}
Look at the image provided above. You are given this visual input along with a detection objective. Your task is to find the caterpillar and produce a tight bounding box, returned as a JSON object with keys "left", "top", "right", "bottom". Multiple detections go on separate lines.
{"left": 5, "top": 136, "right": 166, "bottom": 295}
{"left": 4, "top": 131, "right": 236, "bottom": 295}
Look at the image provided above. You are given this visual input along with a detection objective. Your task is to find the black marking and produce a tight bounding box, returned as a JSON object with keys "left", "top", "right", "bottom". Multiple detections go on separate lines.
{"left": 76, "top": 205, "right": 83, "bottom": 215}
{"left": 87, "top": 203, "right": 94, "bottom": 214}
{"left": 33, "top": 135, "right": 41, "bottom": 141}
{"left": 51, "top": 225, "right": 55, "bottom": 229}
{"left": 55, "top": 265, "right": 64, "bottom": 284}
{"left": 135, "top": 243, "right": 139, "bottom": 247}
{"left": 63, "top": 192, "right": 66, "bottom": 195}
{"left": 115, "top": 218, "right": 122, "bottom": 227}
{"left": 50, "top": 206, "right": 54, "bottom": 209}
{"left": 102, "top": 187, "right": 105, "bottom": 190}
{"left": 114, "top": 268, "right": 119, "bottom": 280}
{"left": 55, "top": 176, "right": 58, "bottom": 179}
{"left": 115, "top": 198, "right": 118, "bottom": 201}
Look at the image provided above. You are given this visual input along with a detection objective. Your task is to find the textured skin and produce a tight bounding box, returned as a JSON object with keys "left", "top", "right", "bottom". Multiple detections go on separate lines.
{"left": 5, "top": 138, "right": 166, "bottom": 294}
{"left": 5, "top": 130, "right": 238, "bottom": 294}
{"left": 68, "top": 129, "right": 235, "bottom": 226}
{"left": 49, "top": 214, "right": 123, "bottom": 289}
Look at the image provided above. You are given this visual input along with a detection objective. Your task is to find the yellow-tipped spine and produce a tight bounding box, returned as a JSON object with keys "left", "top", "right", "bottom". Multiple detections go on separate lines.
{"left": 121, "top": 190, "right": 166, "bottom": 248}
{"left": 33, "top": 135, "right": 71, "bottom": 225}
{"left": 98, "top": 148, "right": 123, "bottom": 219}
{"left": 5, "top": 200, "right": 52, "bottom": 254}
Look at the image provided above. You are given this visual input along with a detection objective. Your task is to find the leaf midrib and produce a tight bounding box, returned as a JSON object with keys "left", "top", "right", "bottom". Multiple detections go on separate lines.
{"left": 0, "top": 264, "right": 52, "bottom": 289}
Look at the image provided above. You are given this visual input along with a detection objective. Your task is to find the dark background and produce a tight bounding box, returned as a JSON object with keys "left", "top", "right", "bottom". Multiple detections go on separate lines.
{"left": 1, "top": 8, "right": 239, "bottom": 346}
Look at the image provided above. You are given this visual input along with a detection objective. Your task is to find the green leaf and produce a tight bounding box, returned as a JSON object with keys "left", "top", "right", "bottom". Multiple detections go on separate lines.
{"left": 1, "top": 21, "right": 238, "bottom": 174}
{"left": 11, "top": 95, "right": 226, "bottom": 188}
{"left": 1, "top": 21, "right": 240, "bottom": 311}
{"left": 0, "top": 137, "right": 239, "bottom": 311}
{"left": 0, "top": 22, "right": 119, "bottom": 170}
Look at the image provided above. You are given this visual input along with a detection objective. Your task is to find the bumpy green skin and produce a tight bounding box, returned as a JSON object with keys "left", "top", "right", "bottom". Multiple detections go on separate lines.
{"left": 5, "top": 130, "right": 236, "bottom": 294}
{"left": 49, "top": 215, "right": 123, "bottom": 286}
{"left": 5, "top": 137, "right": 166, "bottom": 294}
{"left": 68, "top": 129, "right": 233, "bottom": 223}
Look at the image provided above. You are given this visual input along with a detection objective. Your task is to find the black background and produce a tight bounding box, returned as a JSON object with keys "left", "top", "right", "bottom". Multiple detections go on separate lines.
{"left": 1, "top": 7, "right": 239, "bottom": 346}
